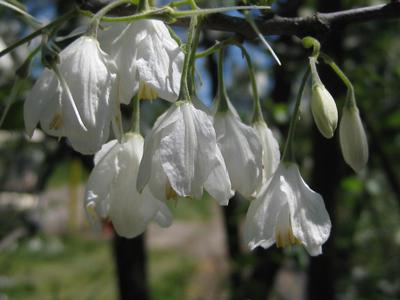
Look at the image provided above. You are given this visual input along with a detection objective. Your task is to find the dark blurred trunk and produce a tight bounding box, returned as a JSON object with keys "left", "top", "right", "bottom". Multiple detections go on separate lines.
{"left": 307, "top": 1, "right": 344, "bottom": 300}
{"left": 112, "top": 234, "right": 149, "bottom": 300}
{"left": 221, "top": 196, "right": 244, "bottom": 300}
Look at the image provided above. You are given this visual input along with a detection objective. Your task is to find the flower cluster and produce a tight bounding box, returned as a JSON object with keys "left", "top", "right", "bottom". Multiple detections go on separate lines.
{"left": 23, "top": 8, "right": 367, "bottom": 257}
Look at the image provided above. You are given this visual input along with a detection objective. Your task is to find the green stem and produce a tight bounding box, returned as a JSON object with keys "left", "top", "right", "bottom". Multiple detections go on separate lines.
{"left": 320, "top": 52, "right": 356, "bottom": 107}
{"left": 302, "top": 36, "right": 320, "bottom": 58}
{"left": 173, "top": 5, "right": 270, "bottom": 18}
{"left": 238, "top": 45, "right": 264, "bottom": 123}
{"left": 309, "top": 56, "right": 323, "bottom": 86}
{"left": 169, "top": 0, "right": 189, "bottom": 7}
{"left": 187, "top": 16, "right": 202, "bottom": 96}
{"left": 195, "top": 36, "right": 238, "bottom": 59}
{"left": 178, "top": 15, "right": 198, "bottom": 101}
{"left": 138, "top": 0, "right": 150, "bottom": 12}
{"left": 0, "top": 9, "right": 76, "bottom": 59}
{"left": 188, "top": 0, "right": 198, "bottom": 9}
{"left": 80, "top": 7, "right": 171, "bottom": 23}
{"left": 216, "top": 47, "right": 229, "bottom": 112}
{"left": 281, "top": 67, "right": 311, "bottom": 162}
{"left": 130, "top": 94, "right": 140, "bottom": 133}
{"left": 88, "top": 0, "right": 133, "bottom": 36}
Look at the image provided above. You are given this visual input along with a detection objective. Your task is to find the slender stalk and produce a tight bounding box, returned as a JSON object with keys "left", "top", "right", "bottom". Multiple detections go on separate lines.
{"left": 0, "top": 9, "right": 76, "bottom": 58}
{"left": 195, "top": 36, "right": 238, "bottom": 58}
{"left": 173, "top": 5, "right": 270, "bottom": 18}
{"left": 309, "top": 57, "right": 323, "bottom": 86}
{"left": 169, "top": 0, "right": 189, "bottom": 7}
{"left": 130, "top": 94, "right": 140, "bottom": 133}
{"left": 216, "top": 47, "right": 229, "bottom": 112}
{"left": 187, "top": 16, "right": 203, "bottom": 95}
{"left": 88, "top": 0, "right": 133, "bottom": 36}
{"left": 178, "top": 15, "right": 198, "bottom": 101}
{"left": 137, "top": 0, "right": 150, "bottom": 12}
{"left": 238, "top": 45, "right": 264, "bottom": 123}
{"left": 320, "top": 52, "right": 356, "bottom": 107}
{"left": 188, "top": 0, "right": 198, "bottom": 9}
{"left": 281, "top": 68, "right": 311, "bottom": 162}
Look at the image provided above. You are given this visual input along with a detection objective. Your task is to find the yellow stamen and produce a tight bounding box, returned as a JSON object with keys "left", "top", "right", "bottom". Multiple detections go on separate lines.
{"left": 275, "top": 228, "right": 300, "bottom": 248}
{"left": 165, "top": 182, "right": 178, "bottom": 200}
{"left": 49, "top": 113, "right": 63, "bottom": 130}
{"left": 138, "top": 82, "right": 158, "bottom": 100}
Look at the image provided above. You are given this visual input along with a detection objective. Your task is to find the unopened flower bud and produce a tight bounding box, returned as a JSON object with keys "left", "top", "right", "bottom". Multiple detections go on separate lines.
{"left": 339, "top": 105, "right": 368, "bottom": 172}
{"left": 311, "top": 84, "right": 338, "bottom": 139}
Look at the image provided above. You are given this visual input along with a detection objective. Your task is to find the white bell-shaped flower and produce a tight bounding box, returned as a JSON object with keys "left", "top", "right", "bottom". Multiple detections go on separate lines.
{"left": 24, "top": 36, "right": 119, "bottom": 154}
{"left": 99, "top": 19, "right": 184, "bottom": 103}
{"left": 339, "top": 105, "right": 368, "bottom": 172}
{"left": 214, "top": 102, "right": 263, "bottom": 198}
{"left": 85, "top": 133, "right": 173, "bottom": 238}
{"left": 244, "top": 162, "right": 331, "bottom": 256}
{"left": 253, "top": 120, "right": 280, "bottom": 182}
{"left": 137, "top": 101, "right": 233, "bottom": 205}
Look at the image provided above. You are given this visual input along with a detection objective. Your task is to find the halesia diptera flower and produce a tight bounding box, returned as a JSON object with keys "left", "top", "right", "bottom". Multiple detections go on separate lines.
{"left": 339, "top": 105, "right": 369, "bottom": 172}
{"left": 137, "top": 101, "right": 233, "bottom": 205}
{"left": 214, "top": 102, "right": 263, "bottom": 198}
{"left": 311, "top": 83, "right": 338, "bottom": 139}
{"left": 244, "top": 162, "right": 331, "bottom": 256}
{"left": 85, "top": 133, "right": 172, "bottom": 238}
{"left": 24, "top": 36, "right": 119, "bottom": 154}
{"left": 99, "top": 19, "right": 184, "bottom": 103}
{"left": 253, "top": 120, "right": 280, "bottom": 183}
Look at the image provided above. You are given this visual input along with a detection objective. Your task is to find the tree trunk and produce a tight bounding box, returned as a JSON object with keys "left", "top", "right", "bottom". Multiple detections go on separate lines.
{"left": 112, "top": 234, "right": 149, "bottom": 300}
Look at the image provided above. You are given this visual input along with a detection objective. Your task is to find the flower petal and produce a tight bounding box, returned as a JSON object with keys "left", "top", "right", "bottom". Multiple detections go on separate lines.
{"left": 285, "top": 164, "right": 331, "bottom": 256}
{"left": 244, "top": 170, "right": 287, "bottom": 250}
{"left": 253, "top": 121, "right": 280, "bottom": 182}
{"left": 214, "top": 111, "right": 263, "bottom": 197}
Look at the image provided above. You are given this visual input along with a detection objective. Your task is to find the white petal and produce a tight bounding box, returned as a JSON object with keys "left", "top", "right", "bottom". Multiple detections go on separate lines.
{"left": 0, "top": 37, "right": 14, "bottom": 72}
{"left": 284, "top": 164, "right": 331, "bottom": 256}
{"left": 204, "top": 148, "right": 233, "bottom": 206}
{"left": 253, "top": 121, "right": 280, "bottom": 182}
{"left": 84, "top": 139, "right": 120, "bottom": 222}
{"left": 243, "top": 171, "right": 287, "bottom": 250}
{"left": 214, "top": 111, "right": 263, "bottom": 197}
{"left": 137, "top": 104, "right": 181, "bottom": 193}
{"left": 24, "top": 69, "right": 61, "bottom": 137}
{"left": 159, "top": 103, "right": 218, "bottom": 198}
{"left": 58, "top": 36, "right": 116, "bottom": 154}
{"left": 94, "top": 139, "right": 118, "bottom": 165}
{"left": 135, "top": 20, "right": 183, "bottom": 102}
{"left": 339, "top": 105, "right": 369, "bottom": 172}
{"left": 153, "top": 202, "right": 173, "bottom": 228}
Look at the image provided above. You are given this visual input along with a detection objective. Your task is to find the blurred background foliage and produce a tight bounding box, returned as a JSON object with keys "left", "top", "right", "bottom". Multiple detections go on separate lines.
{"left": 0, "top": 0, "right": 399, "bottom": 299}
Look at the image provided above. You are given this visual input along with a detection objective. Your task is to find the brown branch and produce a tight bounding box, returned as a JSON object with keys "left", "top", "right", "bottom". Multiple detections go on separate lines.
{"left": 77, "top": 1, "right": 400, "bottom": 38}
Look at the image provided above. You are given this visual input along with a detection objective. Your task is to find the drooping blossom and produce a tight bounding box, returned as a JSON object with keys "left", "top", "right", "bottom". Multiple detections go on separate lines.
{"left": 24, "top": 36, "right": 120, "bottom": 154}
{"left": 99, "top": 19, "right": 184, "bottom": 103}
{"left": 213, "top": 100, "right": 263, "bottom": 198}
{"left": 244, "top": 162, "right": 331, "bottom": 256}
{"left": 137, "top": 101, "right": 233, "bottom": 205}
{"left": 85, "top": 133, "right": 172, "bottom": 238}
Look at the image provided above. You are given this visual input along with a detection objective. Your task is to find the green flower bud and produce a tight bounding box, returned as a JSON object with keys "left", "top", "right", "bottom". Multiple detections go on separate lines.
{"left": 339, "top": 105, "right": 368, "bottom": 172}
{"left": 311, "top": 84, "right": 338, "bottom": 139}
